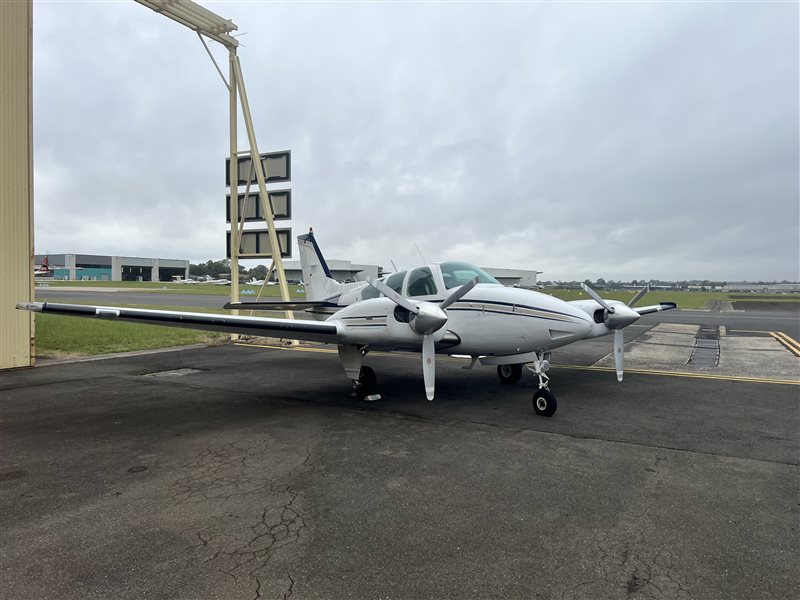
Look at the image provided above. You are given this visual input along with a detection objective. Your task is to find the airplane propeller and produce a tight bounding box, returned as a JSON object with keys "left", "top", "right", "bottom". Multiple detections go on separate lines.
{"left": 581, "top": 283, "right": 649, "bottom": 382}
{"left": 369, "top": 276, "right": 479, "bottom": 400}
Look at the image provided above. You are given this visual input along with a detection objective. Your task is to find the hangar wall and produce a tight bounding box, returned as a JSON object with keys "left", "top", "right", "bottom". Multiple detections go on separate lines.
{"left": 0, "top": 0, "right": 34, "bottom": 369}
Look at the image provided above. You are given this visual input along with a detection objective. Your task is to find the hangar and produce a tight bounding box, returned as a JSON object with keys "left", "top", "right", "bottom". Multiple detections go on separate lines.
{"left": 483, "top": 267, "right": 544, "bottom": 288}
{"left": 277, "top": 259, "right": 380, "bottom": 284}
{"left": 35, "top": 254, "right": 190, "bottom": 282}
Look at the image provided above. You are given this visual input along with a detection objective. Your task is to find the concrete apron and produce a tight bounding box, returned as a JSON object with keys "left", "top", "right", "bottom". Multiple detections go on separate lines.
{"left": 594, "top": 323, "right": 800, "bottom": 381}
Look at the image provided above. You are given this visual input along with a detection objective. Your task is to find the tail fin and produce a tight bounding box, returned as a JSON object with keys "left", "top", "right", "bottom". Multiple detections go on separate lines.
{"left": 297, "top": 230, "right": 344, "bottom": 301}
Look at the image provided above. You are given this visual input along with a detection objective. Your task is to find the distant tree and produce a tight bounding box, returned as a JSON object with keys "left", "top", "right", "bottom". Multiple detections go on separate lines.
{"left": 251, "top": 264, "right": 269, "bottom": 279}
{"left": 189, "top": 262, "right": 207, "bottom": 277}
{"left": 189, "top": 259, "right": 243, "bottom": 278}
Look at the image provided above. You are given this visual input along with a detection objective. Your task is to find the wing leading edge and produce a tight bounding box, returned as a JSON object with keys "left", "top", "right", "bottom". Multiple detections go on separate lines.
{"left": 17, "top": 302, "right": 341, "bottom": 343}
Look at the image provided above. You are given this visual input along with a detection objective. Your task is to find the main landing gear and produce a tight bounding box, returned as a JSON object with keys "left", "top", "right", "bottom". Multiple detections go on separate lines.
{"left": 496, "top": 352, "right": 557, "bottom": 417}
{"left": 497, "top": 363, "right": 523, "bottom": 384}
{"left": 339, "top": 345, "right": 381, "bottom": 401}
{"left": 353, "top": 365, "right": 378, "bottom": 400}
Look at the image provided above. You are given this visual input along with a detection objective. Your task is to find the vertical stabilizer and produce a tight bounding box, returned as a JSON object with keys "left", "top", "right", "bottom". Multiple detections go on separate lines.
{"left": 297, "top": 230, "right": 343, "bottom": 301}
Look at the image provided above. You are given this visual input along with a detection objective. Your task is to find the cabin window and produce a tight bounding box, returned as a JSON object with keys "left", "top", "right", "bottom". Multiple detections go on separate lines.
{"left": 439, "top": 261, "right": 501, "bottom": 289}
{"left": 407, "top": 267, "right": 438, "bottom": 297}
{"left": 385, "top": 271, "right": 407, "bottom": 293}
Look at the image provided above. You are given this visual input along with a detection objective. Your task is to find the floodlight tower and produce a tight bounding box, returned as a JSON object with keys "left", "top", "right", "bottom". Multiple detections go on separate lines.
{"left": 135, "top": 0, "right": 294, "bottom": 314}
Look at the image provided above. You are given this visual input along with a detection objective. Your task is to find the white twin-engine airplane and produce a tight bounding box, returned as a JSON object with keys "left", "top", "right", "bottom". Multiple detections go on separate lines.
{"left": 18, "top": 231, "right": 676, "bottom": 416}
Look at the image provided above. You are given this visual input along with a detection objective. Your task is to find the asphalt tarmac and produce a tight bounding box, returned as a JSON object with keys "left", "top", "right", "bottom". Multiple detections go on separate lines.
{"left": 2, "top": 328, "right": 798, "bottom": 599}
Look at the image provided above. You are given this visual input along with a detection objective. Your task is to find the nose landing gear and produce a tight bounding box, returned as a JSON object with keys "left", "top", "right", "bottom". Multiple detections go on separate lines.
{"left": 526, "top": 353, "right": 557, "bottom": 417}
{"left": 532, "top": 388, "right": 557, "bottom": 417}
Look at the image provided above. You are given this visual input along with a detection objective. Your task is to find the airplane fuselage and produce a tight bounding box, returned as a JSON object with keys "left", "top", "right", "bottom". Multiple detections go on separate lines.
{"left": 327, "top": 281, "right": 594, "bottom": 357}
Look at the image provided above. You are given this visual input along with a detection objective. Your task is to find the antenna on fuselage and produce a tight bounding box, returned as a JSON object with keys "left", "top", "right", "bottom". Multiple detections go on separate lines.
{"left": 413, "top": 242, "right": 427, "bottom": 264}
{"left": 390, "top": 259, "right": 399, "bottom": 272}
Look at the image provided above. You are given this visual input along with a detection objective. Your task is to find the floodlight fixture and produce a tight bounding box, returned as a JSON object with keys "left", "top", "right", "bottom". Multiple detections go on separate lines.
{"left": 135, "top": 0, "right": 238, "bottom": 48}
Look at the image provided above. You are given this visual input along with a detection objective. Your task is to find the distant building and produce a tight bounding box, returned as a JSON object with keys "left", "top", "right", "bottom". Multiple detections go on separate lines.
{"left": 723, "top": 283, "right": 800, "bottom": 293}
{"left": 34, "top": 254, "right": 189, "bottom": 282}
{"left": 482, "top": 267, "right": 543, "bottom": 288}
{"left": 277, "top": 259, "right": 380, "bottom": 284}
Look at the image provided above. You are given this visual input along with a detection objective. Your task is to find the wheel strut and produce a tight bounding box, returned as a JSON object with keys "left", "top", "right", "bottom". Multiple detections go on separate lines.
{"left": 525, "top": 352, "right": 551, "bottom": 390}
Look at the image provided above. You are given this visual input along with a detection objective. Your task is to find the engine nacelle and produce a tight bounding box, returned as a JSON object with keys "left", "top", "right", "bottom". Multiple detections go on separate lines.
{"left": 329, "top": 298, "right": 446, "bottom": 348}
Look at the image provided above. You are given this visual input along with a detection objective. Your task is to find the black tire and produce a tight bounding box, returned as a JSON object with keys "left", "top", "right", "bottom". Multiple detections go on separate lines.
{"left": 497, "top": 364, "right": 523, "bottom": 384}
{"left": 355, "top": 366, "right": 378, "bottom": 399}
{"left": 532, "top": 388, "right": 557, "bottom": 417}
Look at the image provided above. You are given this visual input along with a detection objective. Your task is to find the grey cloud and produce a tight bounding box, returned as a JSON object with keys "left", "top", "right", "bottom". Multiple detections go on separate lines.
{"left": 32, "top": 1, "right": 798, "bottom": 281}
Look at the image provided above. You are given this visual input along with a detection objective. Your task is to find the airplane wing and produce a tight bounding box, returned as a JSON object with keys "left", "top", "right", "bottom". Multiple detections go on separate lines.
{"left": 634, "top": 302, "right": 677, "bottom": 315}
{"left": 17, "top": 302, "right": 341, "bottom": 343}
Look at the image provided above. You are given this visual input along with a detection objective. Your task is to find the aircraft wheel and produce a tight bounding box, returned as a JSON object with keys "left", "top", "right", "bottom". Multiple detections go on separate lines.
{"left": 355, "top": 366, "right": 378, "bottom": 400}
{"left": 497, "top": 364, "right": 523, "bottom": 384}
{"left": 532, "top": 388, "right": 557, "bottom": 417}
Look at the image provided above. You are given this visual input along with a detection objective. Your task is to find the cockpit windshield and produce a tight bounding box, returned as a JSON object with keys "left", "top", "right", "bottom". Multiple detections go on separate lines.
{"left": 439, "top": 261, "right": 501, "bottom": 289}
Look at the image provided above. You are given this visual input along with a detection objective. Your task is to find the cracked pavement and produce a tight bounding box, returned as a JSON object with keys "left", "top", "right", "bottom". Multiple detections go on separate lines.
{"left": 1, "top": 343, "right": 798, "bottom": 599}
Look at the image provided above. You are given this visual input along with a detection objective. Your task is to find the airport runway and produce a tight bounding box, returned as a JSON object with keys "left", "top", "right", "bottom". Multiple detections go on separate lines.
{"left": 2, "top": 335, "right": 798, "bottom": 599}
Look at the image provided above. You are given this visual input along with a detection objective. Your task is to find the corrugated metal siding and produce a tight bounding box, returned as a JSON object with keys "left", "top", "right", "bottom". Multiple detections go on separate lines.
{"left": 0, "top": 1, "right": 34, "bottom": 368}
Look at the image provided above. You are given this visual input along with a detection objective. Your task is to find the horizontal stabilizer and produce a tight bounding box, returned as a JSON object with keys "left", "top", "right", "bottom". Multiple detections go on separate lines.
{"left": 635, "top": 302, "right": 678, "bottom": 315}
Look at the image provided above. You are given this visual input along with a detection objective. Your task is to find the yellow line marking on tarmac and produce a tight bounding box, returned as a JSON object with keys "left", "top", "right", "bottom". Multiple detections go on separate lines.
{"left": 777, "top": 332, "right": 800, "bottom": 353}
{"left": 770, "top": 332, "right": 800, "bottom": 357}
{"left": 235, "top": 342, "right": 410, "bottom": 360}
{"left": 731, "top": 329, "right": 774, "bottom": 334}
{"left": 235, "top": 343, "right": 800, "bottom": 385}
{"left": 558, "top": 364, "right": 799, "bottom": 385}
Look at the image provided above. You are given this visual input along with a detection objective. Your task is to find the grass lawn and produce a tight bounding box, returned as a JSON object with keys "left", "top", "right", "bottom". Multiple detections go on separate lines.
{"left": 33, "top": 304, "right": 230, "bottom": 358}
{"left": 540, "top": 289, "right": 798, "bottom": 309}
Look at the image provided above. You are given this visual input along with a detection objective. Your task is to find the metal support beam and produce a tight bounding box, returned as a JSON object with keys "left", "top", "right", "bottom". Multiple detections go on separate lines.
{"left": 231, "top": 55, "right": 294, "bottom": 316}
{"left": 228, "top": 48, "right": 239, "bottom": 327}
{"left": 136, "top": 1, "right": 296, "bottom": 333}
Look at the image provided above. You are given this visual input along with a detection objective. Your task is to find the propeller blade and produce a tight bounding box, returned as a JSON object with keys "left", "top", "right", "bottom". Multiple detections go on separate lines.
{"left": 581, "top": 283, "right": 615, "bottom": 313}
{"left": 634, "top": 302, "right": 677, "bottom": 315}
{"left": 368, "top": 278, "right": 420, "bottom": 314}
{"left": 440, "top": 276, "right": 479, "bottom": 310}
{"left": 422, "top": 334, "right": 436, "bottom": 400}
{"left": 627, "top": 284, "right": 650, "bottom": 307}
{"left": 614, "top": 329, "right": 624, "bottom": 382}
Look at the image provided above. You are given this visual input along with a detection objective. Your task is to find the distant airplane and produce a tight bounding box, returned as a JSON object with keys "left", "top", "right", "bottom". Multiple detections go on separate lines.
{"left": 244, "top": 277, "right": 277, "bottom": 286}
{"left": 34, "top": 256, "right": 82, "bottom": 278}
{"left": 34, "top": 257, "right": 54, "bottom": 277}
{"left": 171, "top": 275, "right": 196, "bottom": 284}
{"left": 200, "top": 276, "right": 231, "bottom": 285}
{"left": 19, "top": 231, "right": 677, "bottom": 416}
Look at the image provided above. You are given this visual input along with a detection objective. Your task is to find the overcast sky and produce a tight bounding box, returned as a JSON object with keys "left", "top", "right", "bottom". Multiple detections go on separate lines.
{"left": 33, "top": 1, "right": 798, "bottom": 281}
